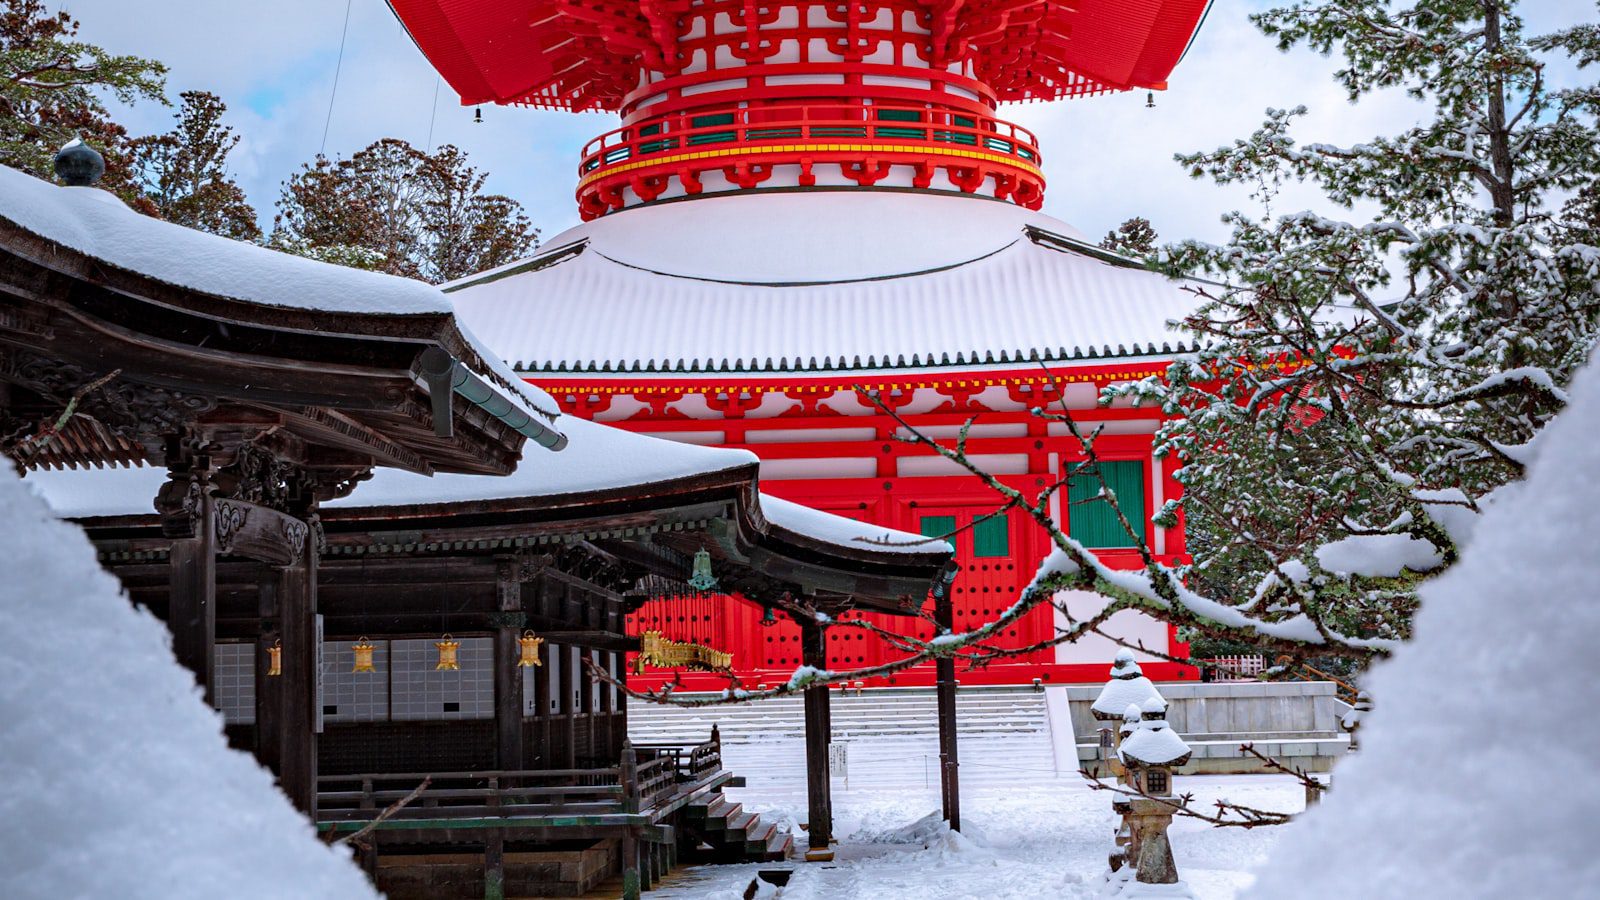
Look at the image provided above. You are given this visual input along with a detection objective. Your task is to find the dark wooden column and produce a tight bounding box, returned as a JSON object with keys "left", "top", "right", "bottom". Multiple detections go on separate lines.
{"left": 494, "top": 558, "right": 525, "bottom": 771}
{"left": 558, "top": 642, "right": 577, "bottom": 768}
{"left": 254, "top": 569, "right": 282, "bottom": 775}
{"left": 934, "top": 584, "right": 962, "bottom": 831}
{"left": 277, "top": 521, "right": 319, "bottom": 817}
{"left": 801, "top": 620, "right": 833, "bottom": 859}
{"left": 166, "top": 478, "right": 217, "bottom": 704}
{"left": 485, "top": 829, "right": 506, "bottom": 900}
{"left": 533, "top": 636, "right": 552, "bottom": 768}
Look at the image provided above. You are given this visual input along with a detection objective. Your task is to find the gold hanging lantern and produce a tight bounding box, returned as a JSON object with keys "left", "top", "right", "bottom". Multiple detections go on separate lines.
{"left": 435, "top": 633, "right": 460, "bottom": 671}
{"left": 267, "top": 638, "right": 282, "bottom": 677}
{"left": 352, "top": 636, "right": 376, "bottom": 673}
{"left": 517, "top": 630, "right": 545, "bottom": 667}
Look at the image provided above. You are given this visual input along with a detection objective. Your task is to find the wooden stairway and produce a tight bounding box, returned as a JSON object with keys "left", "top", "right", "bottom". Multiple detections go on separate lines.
{"left": 681, "top": 792, "right": 793, "bottom": 863}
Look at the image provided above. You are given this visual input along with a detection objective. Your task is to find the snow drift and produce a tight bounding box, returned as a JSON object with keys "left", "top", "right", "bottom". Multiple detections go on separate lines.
{"left": 0, "top": 465, "right": 376, "bottom": 899}
{"left": 1246, "top": 352, "right": 1600, "bottom": 897}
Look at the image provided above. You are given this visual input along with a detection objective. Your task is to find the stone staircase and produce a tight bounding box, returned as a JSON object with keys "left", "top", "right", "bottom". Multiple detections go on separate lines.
{"left": 630, "top": 687, "right": 1061, "bottom": 794}
{"left": 630, "top": 685, "right": 1050, "bottom": 741}
{"left": 680, "top": 790, "right": 794, "bottom": 863}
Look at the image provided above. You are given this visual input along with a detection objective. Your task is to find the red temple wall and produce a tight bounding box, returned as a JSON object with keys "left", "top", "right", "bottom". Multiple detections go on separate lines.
{"left": 533, "top": 363, "right": 1199, "bottom": 687}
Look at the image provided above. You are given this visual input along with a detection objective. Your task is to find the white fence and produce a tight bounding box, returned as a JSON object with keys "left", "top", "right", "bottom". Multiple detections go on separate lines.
{"left": 1204, "top": 655, "right": 1266, "bottom": 682}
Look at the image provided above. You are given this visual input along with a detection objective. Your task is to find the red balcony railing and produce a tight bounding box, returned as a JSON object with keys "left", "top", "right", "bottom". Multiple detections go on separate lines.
{"left": 575, "top": 101, "right": 1046, "bottom": 216}
{"left": 580, "top": 101, "right": 1041, "bottom": 177}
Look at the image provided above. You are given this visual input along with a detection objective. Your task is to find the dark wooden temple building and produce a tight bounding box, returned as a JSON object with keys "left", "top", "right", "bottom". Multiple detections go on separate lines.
{"left": 6, "top": 150, "right": 953, "bottom": 897}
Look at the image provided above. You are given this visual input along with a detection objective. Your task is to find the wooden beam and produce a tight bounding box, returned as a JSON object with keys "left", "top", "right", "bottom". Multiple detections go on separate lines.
{"left": 801, "top": 621, "right": 833, "bottom": 855}
{"left": 168, "top": 487, "right": 217, "bottom": 705}
{"left": 277, "top": 527, "right": 319, "bottom": 817}
{"left": 213, "top": 497, "right": 311, "bottom": 567}
{"left": 494, "top": 558, "right": 525, "bottom": 772}
{"left": 621, "top": 826, "right": 641, "bottom": 900}
{"left": 558, "top": 640, "right": 577, "bottom": 769}
{"left": 485, "top": 829, "right": 506, "bottom": 900}
{"left": 254, "top": 569, "right": 283, "bottom": 775}
{"left": 533, "top": 636, "right": 552, "bottom": 768}
{"left": 935, "top": 587, "right": 962, "bottom": 832}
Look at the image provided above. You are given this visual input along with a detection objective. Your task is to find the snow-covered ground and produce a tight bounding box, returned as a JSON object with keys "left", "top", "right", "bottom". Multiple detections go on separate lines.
{"left": 1, "top": 466, "right": 376, "bottom": 899}
{"left": 651, "top": 735, "right": 1302, "bottom": 899}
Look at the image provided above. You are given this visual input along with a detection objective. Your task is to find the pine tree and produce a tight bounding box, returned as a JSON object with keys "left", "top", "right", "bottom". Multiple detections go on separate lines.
{"left": 1100, "top": 217, "right": 1159, "bottom": 258}
{"left": 272, "top": 138, "right": 538, "bottom": 284}
{"left": 129, "top": 91, "right": 258, "bottom": 241}
{"left": 0, "top": 0, "right": 165, "bottom": 203}
{"left": 420, "top": 145, "right": 538, "bottom": 283}
{"left": 1107, "top": 0, "right": 1600, "bottom": 649}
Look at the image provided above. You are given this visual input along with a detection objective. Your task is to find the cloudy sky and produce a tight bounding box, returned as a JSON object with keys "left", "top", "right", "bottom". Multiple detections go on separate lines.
{"left": 62, "top": 0, "right": 1583, "bottom": 246}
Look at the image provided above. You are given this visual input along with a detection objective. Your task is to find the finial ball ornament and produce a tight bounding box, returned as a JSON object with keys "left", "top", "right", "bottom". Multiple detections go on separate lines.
{"left": 54, "top": 138, "right": 105, "bottom": 186}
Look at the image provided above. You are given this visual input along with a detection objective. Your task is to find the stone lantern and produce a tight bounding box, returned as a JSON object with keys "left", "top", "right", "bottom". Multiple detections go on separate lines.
{"left": 1117, "top": 697, "right": 1193, "bottom": 889}
{"left": 1091, "top": 649, "right": 1163, "bottom": 776}
{"left": 1108, "top": 702, "right": 1144, "bottom": 871}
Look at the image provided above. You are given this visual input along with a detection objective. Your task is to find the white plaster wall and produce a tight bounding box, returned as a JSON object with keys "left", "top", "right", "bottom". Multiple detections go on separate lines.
{"left": 1052, "top": 589, "right": 1169, "bottom": 665}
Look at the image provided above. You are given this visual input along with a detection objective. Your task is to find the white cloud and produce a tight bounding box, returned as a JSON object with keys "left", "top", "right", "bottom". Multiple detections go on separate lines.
{"left": 60, "top": 0, "right": 1588, "bottom": 243}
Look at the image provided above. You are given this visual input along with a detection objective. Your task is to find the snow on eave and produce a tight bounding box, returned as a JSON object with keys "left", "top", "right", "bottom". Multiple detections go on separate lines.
{"left": 0, "top": 163, "right": 450, "bottom": 318}
{"left": 757, "top": 494, "right": 953, "bottom": 559}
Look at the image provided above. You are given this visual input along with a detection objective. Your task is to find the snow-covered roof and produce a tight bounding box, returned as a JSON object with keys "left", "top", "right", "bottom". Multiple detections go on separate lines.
{"left": 0, "top": 163, "right": 448, "bottom": 317}
{"left": 446, "top": 191, "right": 1205, "bottom": 375}
{"left": 23, "top": 412, "right": 943, "bottom": 558}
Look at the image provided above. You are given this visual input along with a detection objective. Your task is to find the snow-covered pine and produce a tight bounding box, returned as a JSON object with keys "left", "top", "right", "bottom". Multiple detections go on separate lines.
{"left": 1106, "top": 0, "right": 1600, "bottom": 654}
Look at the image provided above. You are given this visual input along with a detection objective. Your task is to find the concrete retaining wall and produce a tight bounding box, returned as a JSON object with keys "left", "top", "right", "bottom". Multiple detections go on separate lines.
{"left": 1050, "top": 682, "right": 1351, "bottom": 774}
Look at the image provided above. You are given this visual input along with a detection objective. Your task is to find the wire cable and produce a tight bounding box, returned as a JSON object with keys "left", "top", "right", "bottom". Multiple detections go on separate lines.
{"left": 425, "top": 76, "right": 442, "bottom": 152}
{"left": 320, "top": 0, "right": 356, "bottom": 157}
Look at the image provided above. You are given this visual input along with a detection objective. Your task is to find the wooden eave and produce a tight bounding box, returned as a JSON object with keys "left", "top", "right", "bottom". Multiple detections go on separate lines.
{"left": 0, "top": 214, "right": 531, "bottom": 475}
{"left": 76, "top": 462, "right": 951, "bottom": 616}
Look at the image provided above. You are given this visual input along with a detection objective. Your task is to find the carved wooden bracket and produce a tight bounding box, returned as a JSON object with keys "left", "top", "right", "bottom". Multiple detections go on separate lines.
{"left": 213, "top": 497, "right": 310, "bottom": 568}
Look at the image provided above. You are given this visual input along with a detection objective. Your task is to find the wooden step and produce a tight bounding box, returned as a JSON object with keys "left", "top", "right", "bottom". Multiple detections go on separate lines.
{"left": 705, "top": 800, "right": 742, "bottom": 830}
{"left": 742, "top": 816, "right": 780, "bottom": 851}
{"left": 725, "top": 810, "right": 755, "bottom": 836}
{"left": 765, "top": 831, "right": 794, "bottom": 861}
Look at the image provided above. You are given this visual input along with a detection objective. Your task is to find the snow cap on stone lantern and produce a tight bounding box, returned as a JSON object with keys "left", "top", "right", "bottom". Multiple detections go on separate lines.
{"left": 1120, "top": 697, "right": 1192, "bottom": 771}
{"left": 1092, "top": 649, "right": 1164, "bottom": 720}
{"left": 1121, "top": 702, "right": 1143, "bottom": 741}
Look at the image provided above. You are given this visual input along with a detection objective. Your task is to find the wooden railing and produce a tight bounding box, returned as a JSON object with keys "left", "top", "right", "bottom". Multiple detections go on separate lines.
{"left": 317, "top": 769, "right": 625, "bottom": 822}
{"left": 317, "top": 730, "right": 725, "bottom": 825}
{"left": 577, "top": 101, "right": 1043, "bottom": 180}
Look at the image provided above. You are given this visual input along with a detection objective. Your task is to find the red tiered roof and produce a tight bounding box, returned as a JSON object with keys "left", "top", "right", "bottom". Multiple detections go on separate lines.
{"left": 388, "top": 0, "right": 1214, "bottom": 112}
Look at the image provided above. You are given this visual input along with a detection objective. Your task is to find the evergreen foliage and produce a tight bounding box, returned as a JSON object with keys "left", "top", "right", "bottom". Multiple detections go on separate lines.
{"left": 1115, "top": 0, "right": 1600, "bottom": 651}
{"left": 272, "top": 138, "right": 539, "bottom": 284}
{"left": 0, "top": 0, "right": 164, "bottom": 206}
{"left": 1100, "top": 216, "right": 1159, "bottom": 258}
{"left": 129, "top": 91, "right": 258, "bottom": 241}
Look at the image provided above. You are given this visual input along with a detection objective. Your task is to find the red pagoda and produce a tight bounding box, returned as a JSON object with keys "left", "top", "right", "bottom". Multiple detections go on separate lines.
{"left": 388, "top": 0, "right": 1214, "bottom": 688}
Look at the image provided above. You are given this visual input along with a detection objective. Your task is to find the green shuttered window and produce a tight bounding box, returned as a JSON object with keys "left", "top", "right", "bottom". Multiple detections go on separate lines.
{"left": 919, "top": 515, "right": 957, "bottom": 540}
{"left": 972, "top": 514, "right": 1010, "bottom": 558}
{"left": 1068, "top": 461, "right": 1147, "bottom": 548}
